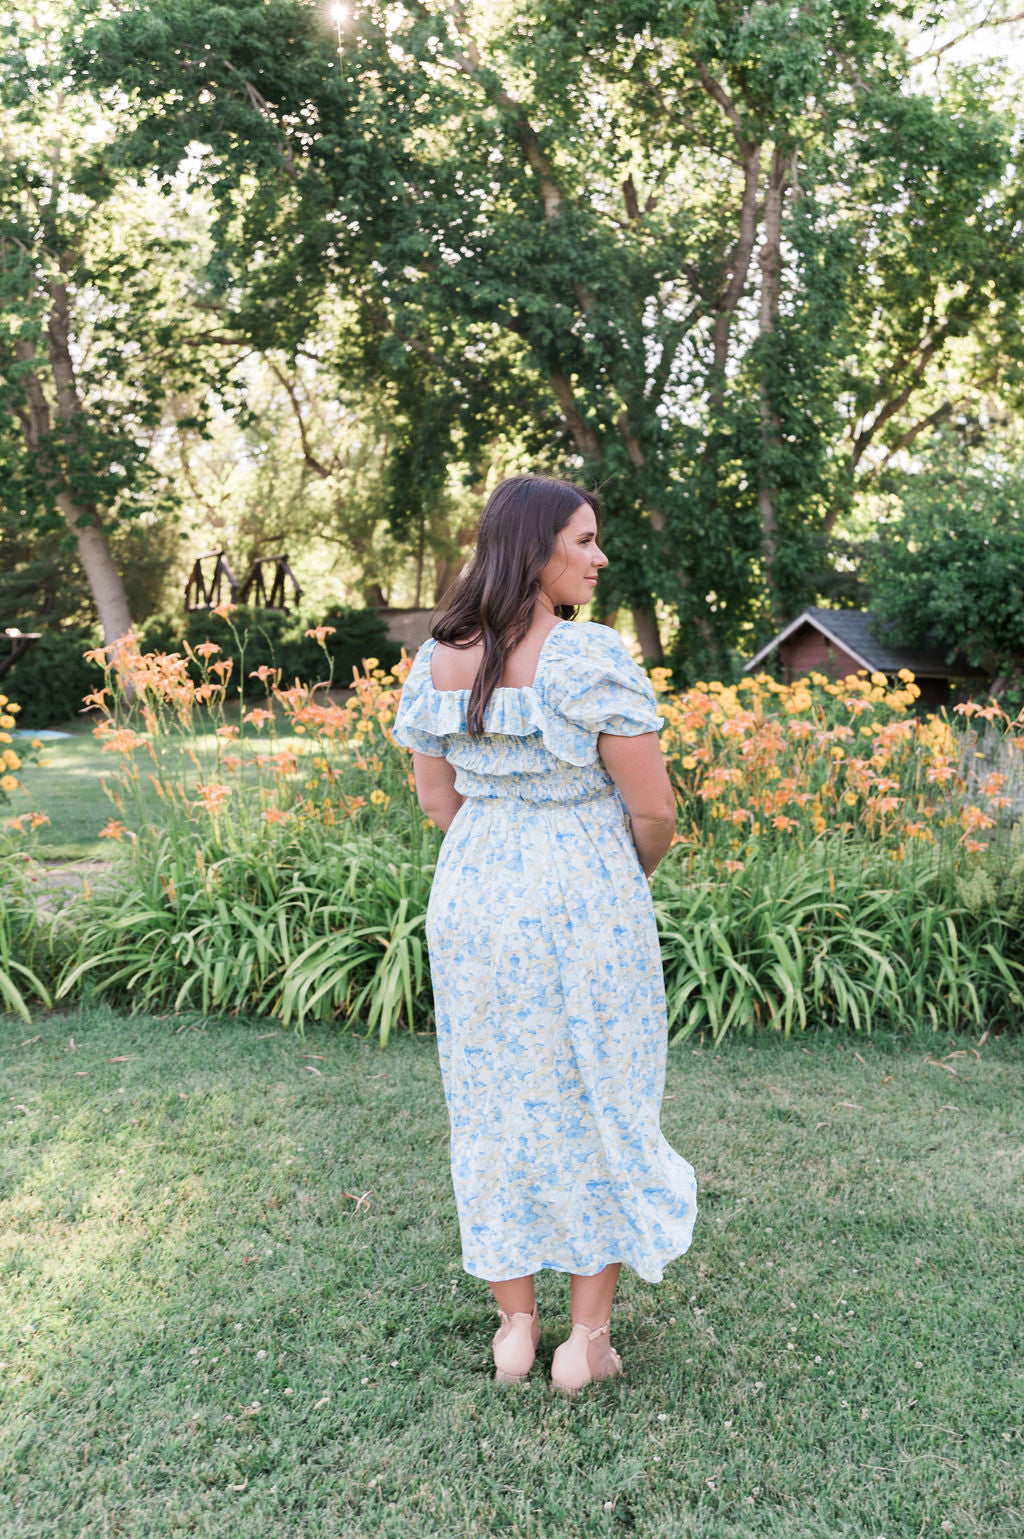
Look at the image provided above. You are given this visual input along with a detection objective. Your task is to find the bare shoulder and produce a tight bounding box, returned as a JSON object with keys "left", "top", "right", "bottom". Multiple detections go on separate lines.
{"left": 429, "top": 638, "right": 484, "bottom": 691}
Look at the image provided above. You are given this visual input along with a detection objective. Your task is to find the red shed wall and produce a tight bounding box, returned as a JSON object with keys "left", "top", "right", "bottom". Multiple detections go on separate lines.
{"left": 778, "top": 630, "right": 863, "bottom": 682}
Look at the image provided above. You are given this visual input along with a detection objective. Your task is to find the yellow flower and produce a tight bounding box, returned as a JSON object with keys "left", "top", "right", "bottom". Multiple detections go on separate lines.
{"left": 0, "top": 714, "right": 14, "bottom": 729}
{"left": 369, "top": 788, "right": 390, "bottom": 807}
{"left": 680, "top": 755, "right": 697, "bottom": 770}
{"left": 870, "top": 672, "right": 888, "bottom": 687}
{"left": 1, "top": 775, "right": 19, "bottom": 792}
{"left": 812, "top": 814, "right": 827, "bottom": 833}
{"left": 2, "top": 749, "right": 21, "bottom": 770}
{"left": 897, "top": 668, "right": 915, "bottom": 683}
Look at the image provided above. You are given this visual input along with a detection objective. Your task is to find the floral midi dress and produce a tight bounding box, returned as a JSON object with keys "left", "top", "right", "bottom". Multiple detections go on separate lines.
{"left": 394, "top": 620, "right": 697, "bottom": 1283}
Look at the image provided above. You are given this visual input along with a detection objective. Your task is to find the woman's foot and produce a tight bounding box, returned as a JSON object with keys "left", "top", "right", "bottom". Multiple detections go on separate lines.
{"left": 492, "top": 1305, "right": 541, "bottom": 1383}
{"left": 550, "top": 1319, "right": 623, "bottom": 1394}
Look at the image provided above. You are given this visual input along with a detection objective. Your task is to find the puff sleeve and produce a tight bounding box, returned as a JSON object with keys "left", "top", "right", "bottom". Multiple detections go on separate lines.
{"left": 543, "top": 622, "right": 662, "bottom": 740}
{"left": 392, "top": 641, "right": 451, "bottom": 757}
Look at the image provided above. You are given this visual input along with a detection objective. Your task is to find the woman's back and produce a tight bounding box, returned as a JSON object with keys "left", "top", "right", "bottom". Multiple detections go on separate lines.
{"left": 396, "top": 621, "right": 661, "bottom": 806}
{"left": 428, "top": 613, "right": 563, "bottom": 693}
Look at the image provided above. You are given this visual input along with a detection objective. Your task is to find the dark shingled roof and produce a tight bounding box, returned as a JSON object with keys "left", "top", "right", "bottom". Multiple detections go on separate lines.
{"left": 745, "top": 607, "right": 986, "bottom": 678}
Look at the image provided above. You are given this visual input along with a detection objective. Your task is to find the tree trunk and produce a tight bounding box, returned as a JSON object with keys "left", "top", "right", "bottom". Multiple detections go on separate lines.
{"left": 632, "top": 606, "right": 664, "bottom": 664}
{"left": 57, "top": 493, "right": 135, "bottom": 646}
{"left": 433, "top": 556, "right": 462, "bottom": 606}
{"left": 14, "top": 276, "right": 136, "bottom": 651}
{"left": 756, "top": 146, "right": 791, "bottom": 623}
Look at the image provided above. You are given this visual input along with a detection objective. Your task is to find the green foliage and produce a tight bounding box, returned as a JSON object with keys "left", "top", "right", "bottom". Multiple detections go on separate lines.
{"left": 6, "top": 634, "right": 1022, "bottom": 1038}
{"left": 57, "top": 827, "right": 435, "bottom": 1041}
{"left": 0, "top": 849, "right": 53, "bottom": 1021}
{"left": 654, "top": 840, "right": 1024, "bottom": 1043}
{"left": 0, "top": 4, "right": 229, "bottom": 641}
{"left": 3, "top": 629, "right": 103, "bottom": 729}
{"left": 42, "top": 636, "right": 432, "bottom": 1038}
{"left": 136, "top": 605, "right": 401, "bottom": 695}
{"left": 64, "top": 0, "right": 1024, "bottom": 667}
{"left": 865, "top": 435, "right": 1024, "bottom": 699}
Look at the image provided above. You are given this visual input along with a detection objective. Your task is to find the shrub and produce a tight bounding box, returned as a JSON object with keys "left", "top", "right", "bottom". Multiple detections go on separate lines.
{"left": 55, "top": 637, "right": 436, "bottom": 1038}
{"left": 653, "top": 839, "right": 1024, "bottom": 1043}
{"left": 4, "top": 629, "right": 104, "bottom": 728}
{"left": 136, "top": 604, "right": 401, "bottom": 696}
{"left": 35, "top": 633, "right": 1024, "bottom": 1040}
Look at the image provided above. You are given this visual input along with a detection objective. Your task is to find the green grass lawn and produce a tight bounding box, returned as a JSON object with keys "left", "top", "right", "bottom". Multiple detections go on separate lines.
{"left": 11, "top": 718, "right": 311, "bottom": 863}
{"left": 1, "top": 1013, "right": 1021, "bottom": 1539}
{"left": 11, "top": 728, "right": 113, "bottom": 860}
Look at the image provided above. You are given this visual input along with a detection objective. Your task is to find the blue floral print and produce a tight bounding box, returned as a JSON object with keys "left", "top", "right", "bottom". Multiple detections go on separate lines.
{"left": 394, "top": 620, "right": 697, "bottom": 1282}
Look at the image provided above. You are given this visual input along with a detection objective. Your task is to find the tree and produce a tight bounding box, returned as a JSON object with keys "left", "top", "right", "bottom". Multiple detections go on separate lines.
{"left": 163, "top": 346, "right": 485, "bottom": 613}
{"left": 0, "top": 2, "right": 222, "bottom": 647}
{"left": 864, "top": 426, "right": 1024, "bottom": 697}
{"left": 68, "top": 0, "right": 1024, "bottom": 669}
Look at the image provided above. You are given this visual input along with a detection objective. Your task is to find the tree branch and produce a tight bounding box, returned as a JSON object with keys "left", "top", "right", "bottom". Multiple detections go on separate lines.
{"left": 221, "top": 58, "right": 297, "bottom": 180}
{"left": 267, "top": 359, "right": 335, "bottom": 479}
{"left": 910, "top": 7, "right": 1024, "bottom": 67}
{"left": 711, "top": 140, "right": 762, "bottom": 377}
{"left": 440, "top": 0, "right": 564, "bottom": 224}
{"left": 850, "top": 330, "right": 950, "bottom": 465}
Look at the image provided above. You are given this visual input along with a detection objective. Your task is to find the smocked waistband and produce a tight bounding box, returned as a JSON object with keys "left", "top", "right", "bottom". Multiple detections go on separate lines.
{"left": 458, "top": 784, "right": 621, "bottom": 809}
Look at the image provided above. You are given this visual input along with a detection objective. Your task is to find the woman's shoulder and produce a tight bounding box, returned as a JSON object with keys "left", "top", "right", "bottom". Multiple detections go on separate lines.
{"left": 540, "top": 621, "right": 660, "bottom": 737}
{"left": 428, "top": 637, "right": 483, "bottom": 692}
{"left": 546, "top": 620, "right": 634, "bottom": 664}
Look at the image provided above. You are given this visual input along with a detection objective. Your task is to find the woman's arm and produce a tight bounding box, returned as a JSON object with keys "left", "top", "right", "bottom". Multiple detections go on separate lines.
{"left": 597, "top": 731, "right": 677, "bottom": 876}
{"left": 411, "top": 751, "right": 464, "bottom": 832}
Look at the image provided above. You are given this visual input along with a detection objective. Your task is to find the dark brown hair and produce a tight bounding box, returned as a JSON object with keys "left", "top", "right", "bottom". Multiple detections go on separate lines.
{"left": 432, "top": 474, "right": 600, "bottom": 735}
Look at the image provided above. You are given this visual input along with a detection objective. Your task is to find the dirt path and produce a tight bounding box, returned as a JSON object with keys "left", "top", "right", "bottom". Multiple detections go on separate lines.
{"left": 29, "top": 860, "right": 119, "bottom": 914}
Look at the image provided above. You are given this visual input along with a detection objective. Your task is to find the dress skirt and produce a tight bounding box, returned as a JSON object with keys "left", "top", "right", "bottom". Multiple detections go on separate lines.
{"left": 426, "top": 787, "right": 697, "bottom": 1284}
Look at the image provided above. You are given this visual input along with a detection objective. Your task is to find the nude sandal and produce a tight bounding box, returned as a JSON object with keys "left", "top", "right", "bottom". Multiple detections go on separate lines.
{"left": 550, "top": 1319, "right": 623, "bottom": 1394}
{"left": 492, "top": 1305, "right": 541, "bottom": 1383}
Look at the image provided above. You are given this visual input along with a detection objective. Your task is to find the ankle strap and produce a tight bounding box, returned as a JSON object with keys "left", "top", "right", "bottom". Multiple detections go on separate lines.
{"left": 569, "top": 1319, "right": 610, "bottom": 1340}
{"left": 497, "top": 1306, "right": 537, "bottom": 1325}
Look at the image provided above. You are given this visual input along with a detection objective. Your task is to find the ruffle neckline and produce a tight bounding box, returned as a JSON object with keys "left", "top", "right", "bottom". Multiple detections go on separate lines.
{"left": 393, "top": 622, "right": 661, "bottom": 769}
{"left": 397, "top": 632, "right": 597, "bottom": 766}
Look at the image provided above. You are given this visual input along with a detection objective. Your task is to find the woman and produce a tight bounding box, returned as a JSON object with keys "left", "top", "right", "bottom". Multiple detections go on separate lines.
{"left": 393, "top": 474, "right": 696, "bottom": 1392}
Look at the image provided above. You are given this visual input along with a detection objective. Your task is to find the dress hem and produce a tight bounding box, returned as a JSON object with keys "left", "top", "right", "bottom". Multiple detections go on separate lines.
{"left": 461, "top": 1251, "right": 690, "bottom": 1286}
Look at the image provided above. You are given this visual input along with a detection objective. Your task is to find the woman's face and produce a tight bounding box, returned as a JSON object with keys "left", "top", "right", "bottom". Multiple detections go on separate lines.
{"left": 538, "top": 503, "right": 608, "bottom": 609}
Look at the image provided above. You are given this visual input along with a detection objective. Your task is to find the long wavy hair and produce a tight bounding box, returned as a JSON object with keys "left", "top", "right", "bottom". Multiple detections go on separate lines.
{"left": 432, "top": 474, "right": 600, "bottom": 735}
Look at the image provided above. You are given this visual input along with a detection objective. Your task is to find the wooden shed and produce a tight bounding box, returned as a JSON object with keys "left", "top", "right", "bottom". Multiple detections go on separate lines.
{"left": 744, "top": 607, "right": 987, "bottom": 711}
